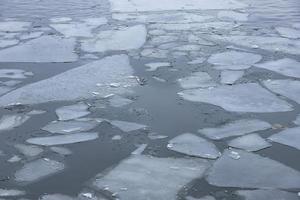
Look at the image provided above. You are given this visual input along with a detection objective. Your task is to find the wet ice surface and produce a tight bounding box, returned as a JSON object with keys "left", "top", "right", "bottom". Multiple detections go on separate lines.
{"left": 236, "top": 190, "right": 299, "bottom": 200}
{"left": 228, "top": 133, "right": 272, "bottom": 151}
{"left": 269, "top": 127, "right": 300, "bottom": 151}
{"left": 55, "top": 102, "right": 90, "bottom": 121}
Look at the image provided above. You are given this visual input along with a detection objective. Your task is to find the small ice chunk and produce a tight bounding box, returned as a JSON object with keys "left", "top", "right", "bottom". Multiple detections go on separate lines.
{"left": 42, "top": 120, "right": 99, "bottom": 134}
{"left": 112, "top": 135, "right": 122, "bottom": 140}
{"left": 109, "top": 95, "right": 133, "bottom": 107}
{"left": 220, "top": 70, "right": 244, "bottom": 85}
{"left": 269, "top": 127, "right": 300, "bottom": 151}
{"left": 0, "top": 69, "right": 30, "bottom": 79}
{"left": 218, "top": 11, "right": 249, "bottom": 21}
{"left": 15, "top": 144, "right": 43, "bottom": 157}
{"left": 0, "top": 114, "right": 30, "bottom": 132}
{"left": 186, "top": 196, "right": 216, "bottom": 200}
{"left": 15, "top": 158, "right": 64, "bottom": 183}
{"left": 178, "top": 72, "right": 216, "bottom": 89}
{"left": 255, "top": 58, "right": 300, "bottom": 78}
{"left": 40, "top": 194, "right": 74, "bottom": 200}
{"left": 228, "top": 134, "right": 271, "bottom": 151}
{"left": 0, "top": 188, "right": 25, "bottom": 197}
{"left": 206, "top": 149, "right": 300, "bottom": 189}
{"left": 236, "top": 189, "right": 299, "bottom": 200}
{"left": 179, "top": 83, "right": 293, "bottom": 113}
{"left": 0, "top": 39, "right": 19, "bottom": 48}
{"left": 27, "top": 110, "right": 46, "bottom": 115}
{"left": 0, "top": 21, "right": 31, "bottom": 32}
{"left": 56, "top": 102, "right": 90, "bottom": 121}
{"left": 276, "top": 27, "right": 300, "bottom": 39}
{"left": 263, "top": 79, "right": 300, "bottom": 104}
{"left": 8, "top": 155, "right": 21, "bottom": 163}
{"left": 148, "top": 132, "right": 168, "bottom": 140}
{"left": 110, "top": 120, "right": 147, "bottom": 132}
{"left": 50, "top": 147, "right": 72, "bottom": 156}
{"left": 26, "top": 132, "right": 99, "bottom": 146}
{"left": 199, "top": 119, "right": 271, "bottom": 140}
{"left": 145, "top": 62, "right": 171, "bottom": 71}
{"left": 131, "top": 144, "right": 147, "bottom": 155}
{"left": 167, "top": 133, "right": 220, "bottom": 159}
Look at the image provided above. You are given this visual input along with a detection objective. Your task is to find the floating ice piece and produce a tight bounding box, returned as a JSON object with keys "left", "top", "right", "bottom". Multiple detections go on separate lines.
{"left": 82, "top": 25, "right": 146, "bottom": 52}
{"left": 206, "top": 149, "right": 300, "bottom": 189}
{"left": 15, "top": 158, "right": 64, "bottom": 183}
{"left": 26, "top": 132, "right": 99, "bottom": 146}
{"left": 112, "top": 135, "right": 122, "bottom": 140}
{"left": 109, "top": 95, "right": 133, "bottom": 108}
{"left": 8, "top": 155, "right": 21, "bottom": 163}
{"left": 269, "top": 127, "right": 300, "bottom": 151}
{"left": 0, "top": 39, "right": 19, "bottom": 48}
{"left": 186, "top": 196, "right": 216, "bottom": 200}
{"left": 199, "top": 119, "right": 271, "bottom": 140}
{"left": 56, "top": 102, "right": 90, "bottom": 121}
{"left": 15, "top": 144, "right": 43, "bottom": 157}
{"left": 109, "top": 0, "right": 247, "bottom": 12}
{"left": 149, "top": 35, "right": 178, "bottom": 45}
{"left": 178, "top": 72, "right": 216, "bottom": 89}
{"left": 218, "top": 11, "right": 249, "bottom": 21}
{"left": 255, "top": 58, "right": 300, "bottom": 78}
{"left": 0, "top": 36, "right": 77, "bottom": 62}
{"left": 0, "top": 188, "right": 25, "bottom": 197}
{"left": 236, "top": 190, "right": 299, "bottom": 200}
{"left": 2, "top": 80, "right": 22, "bottom": 87}
{"left": 179, "top": 83, "right": 293, "bottom": 113}
{"left": 110, "top": 120, "right": 147, "bottom": 132}
{"left": 42, "top": 120, "right": 99, "bottom": 134}
{"left": 0, "top": 55, "right": 136, "bottom": 106}
{"left": 131, "top": 144, "right": 147, "bottom": 155}
{"left": 167, "top": 133, "right": 220, "bottom": 159}
{"left": 141, "top": 48, "right": 168, "bottom": 58}
{"left": 263, "top": 79, "right": 300, "bottom": 104}
{"left": 150, "top": 22, "right": 237, "bottom": 31}
{"left": 0, "top": 114, "right": 30, "bottom": 132}
{"left": 0, "top": 69, "right": 30, "bottom": 79}
{"left": 92, "top": 155, "right": 210, "bottom": 200}
{"left": 27, "top": 110, "right": 46, "bottom": 115}
{"left": 220, "top": 70, "right": 244, "bottom": 85}
{"left": 40, "top": 194, "right": 74, "bottom": 200}
{"left": 276, "top": 27, "right": 300, "bottom": 39}
{"left": 50, "top": 147, "right": 72, "bottom": 156}
{"left": 145, "top": 62, "right": 171, "bottom": 71}
{"left": 50, "top": 17, "right": 72, "bottom": 23}
{"left": 0, "top": 21, "right": 31, "bottom": 32}
{"left": 228, "top": 134, "right": 271, "bottom": 151}
{"left": 19, "top": 32, "right": 43, "bottom": 40}
{"left": 148, "top": 132, "right": 168, "bottom": 140}
{"left": 188, "top": 35, "right": 215, "bottom": 46}
{"left": 294, "top": 115, "right": 300, "bottom": 125}
{"left": 188, "top": 58, "right": 206, "bottom": 65}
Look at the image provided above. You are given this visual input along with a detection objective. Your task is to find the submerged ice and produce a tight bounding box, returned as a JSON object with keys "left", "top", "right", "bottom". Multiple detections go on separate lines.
{"left": 269, "top": 126, "right": 300, "bottom": 151}
{"left": 42, "top": 120, "right": 99, "bottom": 134}
{"left": 55, "top": 102, "right": 90, "bottom": 121}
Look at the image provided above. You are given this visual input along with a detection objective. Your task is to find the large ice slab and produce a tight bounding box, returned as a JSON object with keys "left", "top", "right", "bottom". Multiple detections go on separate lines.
{"left": 263, "top": 79, "right": 300, "bottom": 104}
{"left": 0, "top": 114, "right": 30, "bottom": 132}
{"left": 206, "top": 150, "right": 300, "bottom": 189}
{"left": 228, "top": 134, "right": 271, "bottom": 151}
{"left": 220, "top": 70, "right": 244, "bottom": 85}
{"left": 179, "top": 83, "right": 292, "bottom": 113}
{"left": 82, "top": 25, "right": 146, "bottom": 52}
{"left": 255, "top": 58, "right": 300, "bottom": 78}
{"left": 55, "top": 102, "right": 90, "bottom": 121}
{"left": 199, "top": 119, "right": 271, "bottom": 140}
{"left": 0, "top": 55, "right": 136, "bottom": 106}
{"left": 178, "top": 72, "right": 216, "bottom": 89}
{"left": 92, "top": 155, "right": 210, "bottom": 200}
{"left": 269, "top": 127, "right": 300, "bottom": 150}
{"left": 15, "top": 144, "right": 44, "bottom": 157}
{"left": 0, "top": 36, "right": 78, "bottom": 62}
{"left": 167, "top": 133, "right": 220, "bottom": 159}
{"left": 236, "top": 190, "right": 299, "bottom": 200}
{"left": 15, "top": 158, "right": 64, "bottom": 183}
{"left": 109, "top": 0, "right": 247, "bottom": 12}
{"left": 26, "top": 132, "right": 99, "bottom": 146}
{"left": 110, "top": 120, "right": 147, "bottom": 132}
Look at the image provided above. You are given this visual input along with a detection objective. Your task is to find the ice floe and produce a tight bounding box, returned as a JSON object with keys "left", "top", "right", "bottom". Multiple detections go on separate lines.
{"left": 15, "top": 144, "right": 44, "bottom": 157}
{"left": 0, "top": 21, "right": 31, "bottom": 32}
{"left": 218, "top": 11, "right": 249, "bottom": 21}
{"left": 109, "top": 95, "right": 133, "bottom": 108}
{"left": 179, "top": 83, "right": 292, "bottom": 113}
{"left": 167, "top": 133, "right": 220, "bottom": 159}
{"left": 0, "top": 36, "right": 78, "bottom": 62}
{"left": 236, "top": 189, "right": 299, "bottom": 200}
{"left": 0, "top": 188, "right": 25, "bottom": 197}
{"left": 263, "top": 79, "right": 300, "bottom": 104}
{"left": 40, "top": 194, "right": 74, "bottom": 200}
{"left": 145, "top": 62, "right": 171, "bottom": 71}
{"left": 92, "top": 155, "right": 210, "bottom": 200}
{"left": 0, "top": 55, "right": 137, "bottom": 106}
{"left": 56, "top": 102, "right": 90, "bottom": 121}
{"left": 0, "top": 39, "right": 19, "bottom": 48}
{"left": 199, "top": 119, "right": 271, "bottom": 140}
{"left": 50, "top": 17, "right": 72, "bottom": 23}
{"left": 228, "top": 134, "right": 271, "bottom": 151}
{"left": 255, "top": 58, "right": 300, "bottom": 78}
{"left": 0, "top": 69, "right": 31, "bottom": 79}
{"left": 26, "top": 132, "right": 99, "bottom": 146}
{"left": 42, "top": 120, "right": 99, "bottom": 134}
{"left": 82, "top": 25, "right": 146, "bottom": 52}
{"left": 0, "top": 114, "right": 30, "bottom": 132}
{"left": 220, "top": 70, "right": 244, "bottom": 85}
{"left": 178, "top": 72, "right": 216, "bottom": 89}
{"left": 186, "top": 196, "right": 215, "bottom": 200}
{"left": 269, "top": 127, "right": 300, "bottom": 150}
{"left": 50, "top": 147, "right": 72, "bottom": 156}
{"left": 8, "top": 155, "right": 21, "bottom": 163}
{"left": 15, "top": 158, "right": 65, "bottom": 183}
{"left": 206, "top": 149, "right": 300, "bottom": 189}
{"left": 110, "top": 120, "right": 147, "bottom": 132}
{"left": 19, "top": 32, "right": 43, "bottom": 40}
{"left": 276, "top": 27, "right": 300, "bottom": 39}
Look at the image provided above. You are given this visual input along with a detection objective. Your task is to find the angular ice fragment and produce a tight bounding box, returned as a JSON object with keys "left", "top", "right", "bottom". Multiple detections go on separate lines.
{"left": 236, "top": 189, "right": 299, "bottom": 200}
{"left": 42, "top": 120, "right": 99, "bottom": 134}
{"left": 0, "top": 21, "right": 31, "bottom": 32}
{"left": 228, "top": 134, "right": 271, "bottom": 151}
{"left": 0, "top": 188, "right": 25, "bottom": 197}
{"left": 110, "top": 120, "right": 147, "bottom": 132}
{"left": 178, "top": 72, "right": 216, "bottom": 89}
{"left": 188, "top": 58, "right": 206, "bottom": 65}
{"left": 220, "top": 70, "right": 244, "bottom": 85}
{"left": 26, "top": 132, "right": 99, "bottom": 146}
{"left": 269, "top": 127, "right": 300, "bottom": 150}
{"left": 179, "top": 83, "right": 293, "bottom": 113}
{"left": 15, "top": 144, "right": 43, "bottom": 157}
{"left": 50, "top": 147, "right": 72, "bottom": 156}
{"left": 8, "top": 155, "right": 21, "bottom": 163}
{"left": 0, "top": 114, "right": 30, "bottom": 132}
{"left": 276, "top": 27, "right": 300, "bottom": 39}
{"left": 206, "top": 149, "right": 300, "bottom": 189}
{"left": 255, "top": 58, "right": 300, "bottom": 78}
{"left": 199, "top": 119, "right": 271, "bottom": 140}
{"left": 56, "top": 102, "right": 90, "bottom": 121}
{"left": 218, "top": 11, "right": 249, "bottom": 21}
{"left": 131, "top": 144, "right": 147, "bottom": 155}
{"left": 0, "top": 36, "right": 77, "bottom": 62}
{"left": 109, "top": 95, "right": 133, "bottom": 108}
{"left": 145, "top": 62, "right": 171, "bottom": 71}
{"left": 15, "top": 158, "right": 64, "bottom": 183}
{"left": 167, "top": 133, "right": 220, "bottom": 159}
{"left": 92, "top": 155, "right": 210, "bottom": 200}
{"left": 263, "top": 79, "right": 300, "bottom": 104}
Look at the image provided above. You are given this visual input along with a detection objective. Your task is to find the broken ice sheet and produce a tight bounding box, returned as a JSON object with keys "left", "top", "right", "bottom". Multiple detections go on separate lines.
{"left": 56, "top": 102, "right": 90, "bottom": 121}
{"left": 167, "top": 133, "right": 220, "bottom": 159}
{"left": 14, "top": 144, "right": 44, "bottom": 157}
{"left": 15, "top": 158, "right": 64, "bottom": 183}
{"left": 269, "top": 126, "right": 300, "bottom": 151}
{"left": 0, "top": 189, "right": 25, "bottom": 197}
{"left": 263, "top": 79, "right": 300, "bottom": 104}
{"left": 275, "top": 27, "right": 300, "bottom": 39}
{"left": 92, "top": 155, "right": 210, "bottom": 200}
{"left": 199, "top": 119, "right": 271, "bottom": 140}
{"left": 0, "top": 21, "right": 31, "bottom": 32}
{"left": 217, "top": 11, "right": 249, "bottom": 21}
{"left": 19, "top": 32, "right": 43, "bottom": 40}
{"left": 236, "top": 189, "right": 299, "bottom": 200}
{"left": 220, "top": 70, "right": 244, "bottom": 85}
{"left": 0, "top": 36, "right": 78, "bottom": 62}
{"left": 108, "top": 95, "right": 133, "bottom": 108}
{"left": 145, "top": 62, "right": 171, "bottom": 71}
{"left": 82, "top": 25, "right": 147, "bottom": 52}
{"left": 110, "top": 120, "right": 147, "bottom": 132}
{"left": 228, "top": 134, "right": 271, "bottom": 151}
{"left": 26, "top": 132, "right": 99, "bottom": 146}
{"left": 0, "top": 114, "right": 30, "bottom": 132}
{"left": 0, "top": 69, "right": 32, "bottom": 79}
{"left": 178, "top": 72, "right": 216, "bottom": 89}
{"left": 0, "top": 39, "right": 19, "bottom": 48}
{"left": 42, "top": 120, "right": 99, "bottom": 134}
{"left": 50, "top": 17, "right": 72, "bottom": 23}
{"left": 206, "top": 149, "right": 300, "bottom": 189}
